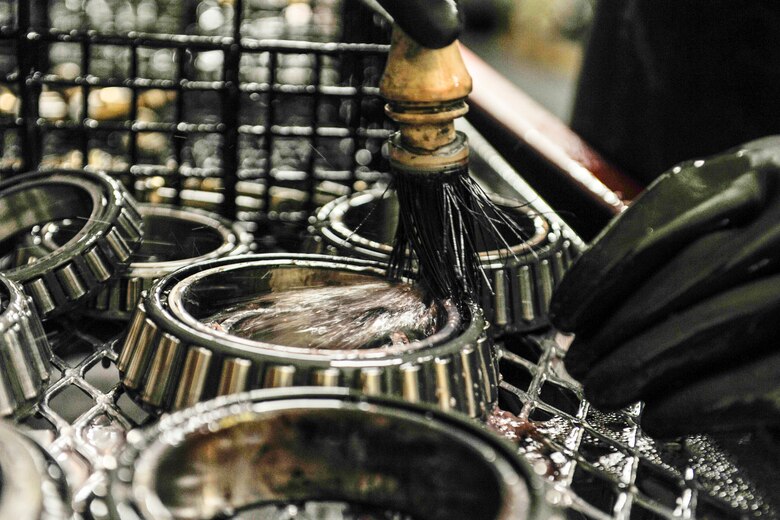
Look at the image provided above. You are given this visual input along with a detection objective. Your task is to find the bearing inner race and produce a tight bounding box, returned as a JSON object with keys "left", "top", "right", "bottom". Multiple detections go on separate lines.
{"left": 0, "top": 171, "right": 143, "bottom": 318}
{"left": 0, "top": 179, "right": 98, "bottom": 272}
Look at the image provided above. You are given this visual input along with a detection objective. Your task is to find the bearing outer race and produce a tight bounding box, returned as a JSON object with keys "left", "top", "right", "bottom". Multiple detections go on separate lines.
{"left": 118, "top": 254, "right": 498, "bottom": 419}
{"left": 106, "top": 389, "right": 555, "bottom": 520}
{"left": 0, "top": 275, "right": 51, "bottom": 419}
{"left": 88, "top": 204, "right": 252, "bottom": 320}
{"left": 306, "top": 190, "right": 580, "bottom": 333}
{"left": 0, "top": 170, "right": 143, "bottom": 319}
{"left": 0, "top": 421, "right": 71, "bottom": 520}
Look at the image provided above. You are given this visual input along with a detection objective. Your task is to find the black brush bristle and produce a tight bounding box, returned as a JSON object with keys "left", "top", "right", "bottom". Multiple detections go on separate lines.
{"left": 388, "top": 166, "right": 530, "bottom": 304}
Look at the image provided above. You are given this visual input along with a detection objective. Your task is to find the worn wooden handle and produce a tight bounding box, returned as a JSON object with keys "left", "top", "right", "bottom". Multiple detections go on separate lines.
{"left": 380, "top": 26, "right": 473, "bottom": 156}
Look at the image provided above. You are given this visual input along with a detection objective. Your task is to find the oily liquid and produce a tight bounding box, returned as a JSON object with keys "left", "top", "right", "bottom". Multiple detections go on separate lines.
{"left": 203, "top": 281, "right": 438, "bottom": 351}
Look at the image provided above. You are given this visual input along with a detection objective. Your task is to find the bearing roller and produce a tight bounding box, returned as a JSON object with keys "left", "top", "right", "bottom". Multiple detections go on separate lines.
{"left": 306, "top": 190, "right": 579, "bottom": 333}
{"left": 0, "top": 274, "right": 51, "bottom": 419}
{"left": 34, "top": 204, "right": 252, "bottom": 320}
{"left": 0, "top": 421, "right": 71, "bottom": 520}
{"left": 0, "top": 170, "right": 143, "bottom": 319}
{"left": 118, "top": 254, "right": 498, "bottom": 419}
{"left": 106, "top": 388, "right": 554, "bottom": 520}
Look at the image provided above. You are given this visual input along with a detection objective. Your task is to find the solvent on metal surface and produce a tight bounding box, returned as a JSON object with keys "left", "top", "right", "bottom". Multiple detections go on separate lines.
{"left": 0, "top": 1, "right": 774, "bottom": 519}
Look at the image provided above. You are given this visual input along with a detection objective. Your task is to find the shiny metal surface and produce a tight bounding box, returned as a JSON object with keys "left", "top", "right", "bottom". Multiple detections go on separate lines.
{"left": 307, "top": 189, "right": 578, "bottom": 333}
{"left": 36, "top": 205, "right": 253, "bottom": 320}
{"left": 0, "top": 1, "right": 770, "bottom": 514}
{"left": 8, "top": 125, "right": 773, "bottom": 520}
{"left": 0, "top": 171, "right": 143, "bottom": 319}
{"left": 0, "top": 420, "right": 71, "bottom": 520}
{"left": 118, "top": 254, "right": 497, "bottom": 418}
{"left": 104, "top": 389, "right": 553, "bottom": 520}
{"left": 24, "top": 320, "right": 776, "bottom": 520}
{"left": 0, "top": 274, "right": 51, "bottom": 419}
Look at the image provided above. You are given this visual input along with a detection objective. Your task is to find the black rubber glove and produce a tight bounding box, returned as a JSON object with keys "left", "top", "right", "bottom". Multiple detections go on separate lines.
{"left": 374, "top": 0, "right": 462, "bottom": 49}
{"left": 549, "top": 136, "right": 780, "bottom": 438}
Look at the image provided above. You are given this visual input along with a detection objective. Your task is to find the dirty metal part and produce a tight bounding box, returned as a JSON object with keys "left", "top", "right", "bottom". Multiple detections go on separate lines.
{"left": 104, "top": 388, "right": 555, "bottom": 520}
{"left": 117, "top": 254, "right": 497, "bottom": 418}
{"left": 0, "top": 171, "right": 143, "bottom": 319}
{"left": 0, "top": 274, "right": 52, "bottom": 419}
{"left": 307, "top": 190, "right": 578, "bottom": 333}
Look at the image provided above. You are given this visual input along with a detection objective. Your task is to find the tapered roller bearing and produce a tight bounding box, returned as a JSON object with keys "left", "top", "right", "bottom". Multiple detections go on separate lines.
{"left": 0, "top": 170, "right": 143, "bottom": 319}
{"left": 118, "top": 254, "right": 498, "bottom": 419}
{"left": 306, "top": 190, "right": 578, "bottom": 333}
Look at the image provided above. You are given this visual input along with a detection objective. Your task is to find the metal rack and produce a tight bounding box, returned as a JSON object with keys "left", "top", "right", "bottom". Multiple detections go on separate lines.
{"left": 25, "top": 314, "right": 776, "bottom": 519}
{"left": 0, "top": 1, "right": 775, "bottom": 519}
{"left": 0, "top": 0, "right": 391, "bottom": 243}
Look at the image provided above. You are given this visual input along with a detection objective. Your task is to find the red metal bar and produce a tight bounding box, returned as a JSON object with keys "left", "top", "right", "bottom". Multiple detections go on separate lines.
{"left": 461, "top": 46, "right": 643, "bottom": 215}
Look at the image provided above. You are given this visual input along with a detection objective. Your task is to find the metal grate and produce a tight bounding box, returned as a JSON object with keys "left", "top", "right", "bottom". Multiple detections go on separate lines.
{"left": 0, "top": 0, "right": 392, "bottom": 243}
{"left": 22, "top": 319, "right": 776, "bottom": 519}
{"left": 497, "top": 333, "right": 776, "bottom": 519}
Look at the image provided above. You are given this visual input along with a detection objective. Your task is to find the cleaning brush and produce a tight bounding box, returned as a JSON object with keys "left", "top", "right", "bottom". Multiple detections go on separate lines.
{"left": 380, "top": 26, "right": 526, "bottom": 303}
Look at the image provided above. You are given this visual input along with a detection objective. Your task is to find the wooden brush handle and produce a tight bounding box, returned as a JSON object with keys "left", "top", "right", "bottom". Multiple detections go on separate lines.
{"left": 380, "top": 26, "right": 472, "bottom": 160}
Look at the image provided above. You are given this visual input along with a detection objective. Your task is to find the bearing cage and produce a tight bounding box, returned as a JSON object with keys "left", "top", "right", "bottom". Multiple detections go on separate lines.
{"left": 0, "top": 275, "right": 51, "bottom": 419}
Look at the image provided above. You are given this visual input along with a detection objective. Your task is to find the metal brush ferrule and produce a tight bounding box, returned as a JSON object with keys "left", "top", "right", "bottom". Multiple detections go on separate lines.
{"left": 388, "top": 131, "right": 470, "bottom": 175}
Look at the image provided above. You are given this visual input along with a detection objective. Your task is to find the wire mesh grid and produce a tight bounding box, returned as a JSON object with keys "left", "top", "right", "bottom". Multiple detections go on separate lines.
{"left": 0, "top": 0, "right": 392, "bottom": 246}
{"left": 496, "top": 334, "right": 775, "bottom": 519}
{"left": 17, "top": 315, "right": 776, "bottom": 520}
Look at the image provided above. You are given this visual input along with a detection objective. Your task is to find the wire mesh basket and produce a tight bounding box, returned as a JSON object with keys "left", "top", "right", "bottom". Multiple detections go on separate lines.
{"left": 0, "top": 1, "right": 777, "bottom": 519}
{"left": 0, "top": 0, "right": 392, "bottom": 247}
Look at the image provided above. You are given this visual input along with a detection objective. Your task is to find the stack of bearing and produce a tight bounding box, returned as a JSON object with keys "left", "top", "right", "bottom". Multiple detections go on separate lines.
{"left": 0, "top": 169, "right": 251, "bottom": 417}
{"left": 0, "top": 170, "right": 145, "bottom": 420}
{"left": 0, "top": 170, "right": 563, "bottom": 519}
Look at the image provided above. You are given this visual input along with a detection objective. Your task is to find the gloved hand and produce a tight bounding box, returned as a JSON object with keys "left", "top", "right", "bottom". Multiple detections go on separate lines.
{"left": 549, "top": 136, "right": 780, "bottom": 438}
{"left": 373, "top": 0, "right": 462, "bottom": 49}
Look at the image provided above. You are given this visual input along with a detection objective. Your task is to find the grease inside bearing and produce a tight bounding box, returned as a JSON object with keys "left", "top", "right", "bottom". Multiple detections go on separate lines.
{"left": 202, "top": 280, "right": 439, "bottom": 351}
